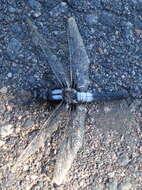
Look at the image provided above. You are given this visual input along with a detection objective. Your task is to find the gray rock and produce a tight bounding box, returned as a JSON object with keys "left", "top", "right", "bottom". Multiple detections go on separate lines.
{"left": 11, "top": 23, "right": 23, "bottom": 38}
{"left": 0, "top": 140, "right": 5, "bottom": 147}
{"left": 0, "top": 87, "right": 7, "bottom": 94}
{"left": 8, "top": 6, "right": 16, "bottom": 13}
{"left": 121, "top": 21, "right": 134, "bottom": 44}
{"left": 28, "top": 0, "right": 42, "bottom": 18}
{"left": 7, "top": 38, "right": 22, "bottom": 60}
{"left": 118, "top": 182, "right": 132, "bottom": 190}
{"left": 49, "top": 2, "right": 68, "bottom": 18}
{"left": 0, "top": 103, "right": 5, "bottom": 114}
{"left": 22, "top": 119, "right": 34, "bottom": 129}
{"left": 99, "top": 12, "right": 119, "bottom": 27}
{"left": 94, "top": 183, "right": 104, "bottom": 190}
{"left": 7, "top": 73, "right": 12, "bottom": 78}
{"left": 118, "top": 154, "right": 130, "bottom": 166}
{"left": 0, "top": 123, "right": 14, "bottom": 138}
{"left": 86, "top": 14, "right": 98, "bottom": 25}
{"left": 28, "top": 0, "right": 41, "bottom": 11}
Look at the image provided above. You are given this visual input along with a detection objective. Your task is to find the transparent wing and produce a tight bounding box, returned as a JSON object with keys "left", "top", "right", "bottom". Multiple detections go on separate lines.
{"left": 52, "top": 105, "right": 87, "bottom": 185}
{"left": 68, "top": 17, "right": 90, "bottom": 91}
{"left": 26, "top": 17, "right": 70, "bottom": 88}
{"left": 12, "top": 101, "right": 67, "bottom": 172}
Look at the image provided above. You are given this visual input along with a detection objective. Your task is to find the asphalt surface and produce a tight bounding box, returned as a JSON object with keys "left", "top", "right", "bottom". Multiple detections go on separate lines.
{"left": 0, "top": 0, "right": 142, "bottom": 190}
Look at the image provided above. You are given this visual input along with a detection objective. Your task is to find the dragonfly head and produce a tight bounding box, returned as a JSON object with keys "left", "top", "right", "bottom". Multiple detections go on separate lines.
{"left": 63, "top": 88, "right": 78, "bottom": 104}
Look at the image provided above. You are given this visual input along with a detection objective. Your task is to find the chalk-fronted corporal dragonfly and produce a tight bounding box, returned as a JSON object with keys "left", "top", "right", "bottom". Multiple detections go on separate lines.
{"left": 12, "top": 17, "right": 129, "bottom": 185}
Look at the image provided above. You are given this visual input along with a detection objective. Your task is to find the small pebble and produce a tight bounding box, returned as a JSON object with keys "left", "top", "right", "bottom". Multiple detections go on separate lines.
{"left": 0, "top": 124, "right": 14, "bottom": 138}
{"left": 22, "top": 119, "right": 34, "bottom": 129}
{"left": 107, "top": 171, "right": 115, "bottom": 178}
{"left": 7, "top": 38, "right": 22, "bottom": 60}
{"left": 86, "top": 14, "right": 98, "bottom": 25}
{"left": 107, "top": 180, "right": 118, "bottom": 190}
{"left": 49, "top": 2, "right": 68, "bottom": 17}
{"left": 28, "top": 0, "right": 42, "bottom": 18}
{"left": 31, "top": 175, "right": 38, "bottom": 180}
{"left": 7, "top": 73, "right": 12, "bottom": 78}
{"left": 0, "top": 104, "right": 5, "bottom": 114}
{"left": 32, "top": 11, "right": 41, "bottom": 18}
{"left": 23, "top": 165, "right": 29, "bottom": 171}
{"left": 5, "top": 104, "right": 13, "bottom": 112}
{"left": 104, "top": 106, "right": 112, "bottom": 113}
{"left": 0, "top": 140, "right": 5, "bottom": 147}
{"left": 118, "top": 154, "right": 130, "bottom": 166}
{"left": 118, "top": 182, "right": 132, "bottom": 190}
{"left": 0, "top": 87, "right": 7, "bottom": 94}
{"left": 8, "top": 6, "right": 16, "bottom": 13}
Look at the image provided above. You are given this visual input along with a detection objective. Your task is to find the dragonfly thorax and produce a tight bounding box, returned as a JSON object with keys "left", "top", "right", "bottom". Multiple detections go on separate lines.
{"left": 51, "top": 88, "right": 94, "bottom": 103}
{"left": 63, "top": 88, "right": 78, "bottom": 104}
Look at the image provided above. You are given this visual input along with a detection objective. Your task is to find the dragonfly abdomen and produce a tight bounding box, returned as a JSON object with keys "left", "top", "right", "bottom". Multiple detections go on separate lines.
{"left": 76, "top": 89, "right": 130, "bottom": 103}
{"left": 76, "top": 90, "right": 129, "bottom": 103}
{"left": 92, "top": 90, "right": 129, "bottom": 102}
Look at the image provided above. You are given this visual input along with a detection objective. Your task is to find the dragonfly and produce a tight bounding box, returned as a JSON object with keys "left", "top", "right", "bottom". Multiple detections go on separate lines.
{"left": 12, "top": 17, "right": 129, "bottom": 185}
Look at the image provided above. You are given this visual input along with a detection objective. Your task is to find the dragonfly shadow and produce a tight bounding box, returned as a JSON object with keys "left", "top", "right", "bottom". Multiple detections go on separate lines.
{"left": 93, "top": 99, "right": 135, "bottom": 134}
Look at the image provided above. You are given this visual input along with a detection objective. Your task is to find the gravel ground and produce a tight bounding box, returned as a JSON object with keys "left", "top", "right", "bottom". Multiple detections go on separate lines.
{"left": 0, "top": 0, "right": 142, "bottom": 190}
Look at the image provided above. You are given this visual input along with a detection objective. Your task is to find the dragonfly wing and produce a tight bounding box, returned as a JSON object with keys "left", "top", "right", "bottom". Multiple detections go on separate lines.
{"left": 26, "top": 18, "right": 70, "bottom": 88}
{"left": 12, "top": 101, "right": 67, "bottom": 172}
{"left": 52, "top": 105, "right": 87, "bottom": 185}
{"left": 68, "top": 17, "right": 90, "bottom": 91}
